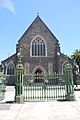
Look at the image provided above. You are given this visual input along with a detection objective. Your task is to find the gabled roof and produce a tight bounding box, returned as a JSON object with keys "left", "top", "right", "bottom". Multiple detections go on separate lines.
{"left": 1, "top": 53, "right": 16, "bottom": 64}
{"left": 18, "top": 15, "right": 58, "bottom": 42}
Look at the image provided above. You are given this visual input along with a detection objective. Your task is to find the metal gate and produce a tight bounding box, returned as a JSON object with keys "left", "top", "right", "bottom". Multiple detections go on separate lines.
{"left": 23, "top": 74, "right": 66, "bottom": 101}
{"left": 15, "top": 63, "right": 75, "bottom": 103}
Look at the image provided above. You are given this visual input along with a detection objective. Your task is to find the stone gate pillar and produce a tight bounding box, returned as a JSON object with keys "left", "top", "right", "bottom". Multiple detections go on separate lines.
{"left": 65, "top": 64, "right": 75, "bottom": 101}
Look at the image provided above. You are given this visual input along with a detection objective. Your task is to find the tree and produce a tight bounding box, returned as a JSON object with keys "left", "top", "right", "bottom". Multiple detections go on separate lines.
{"left": 71, "top": 49, "right": 80, "bottom": 73}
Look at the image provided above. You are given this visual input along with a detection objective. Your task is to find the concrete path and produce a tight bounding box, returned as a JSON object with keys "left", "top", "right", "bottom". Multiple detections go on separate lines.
{"left": 0, "top": 86, "right": 80, "bottom": 120}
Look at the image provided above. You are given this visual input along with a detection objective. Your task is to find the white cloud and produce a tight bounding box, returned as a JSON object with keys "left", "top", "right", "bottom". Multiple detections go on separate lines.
{"left": 0, "top": 0, "right": 16, "bottom": 14}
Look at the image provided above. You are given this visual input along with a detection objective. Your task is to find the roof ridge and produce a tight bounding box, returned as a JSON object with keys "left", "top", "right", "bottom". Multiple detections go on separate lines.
{"left": 18, "top": 15, "right": 58, "bottom": 42}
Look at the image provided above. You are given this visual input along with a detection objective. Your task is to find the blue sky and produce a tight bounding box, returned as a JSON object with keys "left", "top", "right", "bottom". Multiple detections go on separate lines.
{"left": 0, "top": 0, "right": 80, "bottom": 63}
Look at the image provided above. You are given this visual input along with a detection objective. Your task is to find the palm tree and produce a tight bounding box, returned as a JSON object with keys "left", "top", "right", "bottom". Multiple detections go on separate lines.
{"left": 71, "top": 49, "right": 80, "bottom": 73}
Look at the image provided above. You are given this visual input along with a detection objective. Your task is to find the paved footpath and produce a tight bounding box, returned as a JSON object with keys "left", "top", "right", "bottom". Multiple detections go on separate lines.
{"left": 0, "top": 86, "right": 80, "bottom": 120}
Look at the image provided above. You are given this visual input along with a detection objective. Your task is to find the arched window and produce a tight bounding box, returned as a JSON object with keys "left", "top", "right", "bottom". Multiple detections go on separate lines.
{"left": 7, "top": 62, "right": 15, "bottom": 75}
{"left": 31, "top": 36, "right": 47, "bottom": 56}
{"left": 62, "top": 61, "right": 69, "bottom": 74}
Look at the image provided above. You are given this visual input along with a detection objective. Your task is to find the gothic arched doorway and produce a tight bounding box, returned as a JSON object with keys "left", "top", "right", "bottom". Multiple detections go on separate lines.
{"left": 33, "top": 66, "right": 45, "bottom": 83}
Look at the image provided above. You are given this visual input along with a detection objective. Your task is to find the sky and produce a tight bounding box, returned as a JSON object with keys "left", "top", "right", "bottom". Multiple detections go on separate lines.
{"left": 0, "top": 0, "right": 80, "bottom": 63}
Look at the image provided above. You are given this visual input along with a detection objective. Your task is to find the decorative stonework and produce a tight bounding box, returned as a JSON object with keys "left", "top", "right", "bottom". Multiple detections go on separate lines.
{"left": 48, "top": 63, "right": 53, "bottom": 75}
{"left": 24, "top": 62, "right": 30, "bottom": 74}
{"left": 32, "top": 66, "right": 46, "bottom": 74}
{"left": 30, "top": 35, "right": 47, "bottom": 57}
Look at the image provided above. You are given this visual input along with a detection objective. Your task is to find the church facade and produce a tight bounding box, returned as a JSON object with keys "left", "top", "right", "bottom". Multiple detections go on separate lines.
{"left": 0, "top": 15, "right": 74, "bottom": 85}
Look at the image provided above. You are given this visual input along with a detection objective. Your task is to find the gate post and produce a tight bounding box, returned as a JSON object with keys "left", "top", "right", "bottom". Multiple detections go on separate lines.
{"left": 65, "top": 64, "right": 75, "bottom": 101}
{"left": 15, "top": 50, "right": 24, "bottom": 103}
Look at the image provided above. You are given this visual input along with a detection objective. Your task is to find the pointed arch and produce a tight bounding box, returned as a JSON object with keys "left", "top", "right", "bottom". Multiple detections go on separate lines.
{"left": 62, "top": 60, "right": 69, "bottom": 73}
{"left": 32, "top": 66, "right": 46, "bottom": 74}
{"left": 7, "top": 62, "right": 15, "bottom": 75}
{"left": 30, "top": 35, "right": 47, "bottom": 57}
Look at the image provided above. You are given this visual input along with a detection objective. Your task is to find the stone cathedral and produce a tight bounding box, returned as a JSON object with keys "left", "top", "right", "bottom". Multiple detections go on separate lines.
{"left": 0, "top": 15, "right": 74, "bottom": 85}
